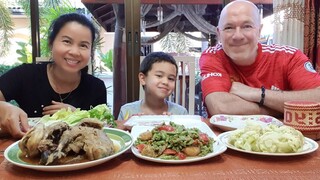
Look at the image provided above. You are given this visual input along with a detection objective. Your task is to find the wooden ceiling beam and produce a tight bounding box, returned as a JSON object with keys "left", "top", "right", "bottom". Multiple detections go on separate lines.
{"left": 82, "top": 0, "right": 272, "bottom": 5}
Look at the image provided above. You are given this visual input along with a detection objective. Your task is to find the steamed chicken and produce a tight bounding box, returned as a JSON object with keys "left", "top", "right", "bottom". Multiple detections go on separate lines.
{"left": 19, "top": 118, "right": 114, "bottom": 165}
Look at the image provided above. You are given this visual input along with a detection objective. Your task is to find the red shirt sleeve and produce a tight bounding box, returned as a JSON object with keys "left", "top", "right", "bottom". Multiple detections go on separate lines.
{"left": 287, "top": 49, "right": 320, "bottom": 90}
{"left": 199, "top": 48, "right": 232, "bottom": 99}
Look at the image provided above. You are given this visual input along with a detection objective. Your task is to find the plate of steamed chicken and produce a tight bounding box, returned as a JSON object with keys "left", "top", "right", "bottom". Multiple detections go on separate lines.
{"left": 4, "top": 118, "right": 133, "bottom": 172}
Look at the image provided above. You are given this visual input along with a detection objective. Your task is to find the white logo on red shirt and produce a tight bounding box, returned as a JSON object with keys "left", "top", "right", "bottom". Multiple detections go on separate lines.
{"left": 202, "top": 72, "right": 222, "bottom": 80}
{"left": 304, "top": 62, "right": 317, "bottom": 73}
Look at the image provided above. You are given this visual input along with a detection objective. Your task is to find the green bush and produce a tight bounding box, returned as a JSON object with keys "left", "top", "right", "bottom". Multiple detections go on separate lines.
{"left": 0, "top": 64, "right": 18, "bottom": 76}
{"left": 99, "top": 49, "right": 113, "bottom": 71}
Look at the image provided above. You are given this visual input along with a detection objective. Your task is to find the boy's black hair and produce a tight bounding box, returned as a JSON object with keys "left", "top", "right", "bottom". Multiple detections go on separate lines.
{"left": 140, "top": 52, "right": 178, "bottom": 75}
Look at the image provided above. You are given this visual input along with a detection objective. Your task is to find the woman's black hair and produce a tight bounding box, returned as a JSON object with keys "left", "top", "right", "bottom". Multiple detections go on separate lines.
{"left": 140, "top": 52, "right": 178, "bottom": 75}
{"left": 48, "top": 13, "right": 98, "bottom": 73}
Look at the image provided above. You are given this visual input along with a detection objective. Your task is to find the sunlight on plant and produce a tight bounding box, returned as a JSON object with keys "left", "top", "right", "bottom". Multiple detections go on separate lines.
{"left": 0, "top": 0, "right": 14, "bottom": 57}
{"left": 16, "top": 41, "right": 32, "bottom": 63}
{"left": 100, "top": 49, "right": 113, "bottom": 71}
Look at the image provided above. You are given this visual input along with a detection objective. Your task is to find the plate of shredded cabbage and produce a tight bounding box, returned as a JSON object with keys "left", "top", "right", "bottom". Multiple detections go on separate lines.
{"left": 131, "top": 121, "right": 227, "bottom": 163}
{"left": 210, "top": 114, "right": 283, "bottom": 131}
{"left": 218, "top": 127, "right": 319, "bottom": 156}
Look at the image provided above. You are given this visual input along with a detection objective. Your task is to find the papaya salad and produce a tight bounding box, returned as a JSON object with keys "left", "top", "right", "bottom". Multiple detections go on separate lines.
{"left": 134, "top": 122, "right": 214, "bottom": 160}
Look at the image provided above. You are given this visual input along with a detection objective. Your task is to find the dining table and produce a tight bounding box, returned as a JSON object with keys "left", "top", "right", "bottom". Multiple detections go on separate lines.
{"left": 0, "top": 118, "right": 319, "bottom": 180}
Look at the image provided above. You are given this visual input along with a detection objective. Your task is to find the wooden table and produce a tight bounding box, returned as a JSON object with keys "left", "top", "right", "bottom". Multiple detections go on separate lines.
{"left": 1, "top": 120, "right": 319, "bottom": 180}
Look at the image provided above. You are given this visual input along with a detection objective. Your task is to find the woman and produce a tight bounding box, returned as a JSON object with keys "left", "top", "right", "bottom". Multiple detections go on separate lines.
{"left": 0, "top": 13, "right": 106, "bottom": 138}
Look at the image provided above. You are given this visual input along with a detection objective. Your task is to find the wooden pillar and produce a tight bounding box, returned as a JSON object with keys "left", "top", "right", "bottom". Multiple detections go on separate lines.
{"left": 125, "top": 0, "right": 141, "bottom": 102}
{"left": 113, "top": 0, "right": 141, "bottom": 118}
{"left": 30, "top": 0, "right": 40, "bottom": 63}
{"left": 113, "top": 4, "right": 126, "bottom": 118}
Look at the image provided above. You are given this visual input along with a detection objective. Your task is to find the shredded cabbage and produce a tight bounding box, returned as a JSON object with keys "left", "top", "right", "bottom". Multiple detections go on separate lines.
{"left": 40, "top": 104, "right": 116, "bottom": 127}
{"left": 228, "top": 121, "right": 304, "bottom": 153}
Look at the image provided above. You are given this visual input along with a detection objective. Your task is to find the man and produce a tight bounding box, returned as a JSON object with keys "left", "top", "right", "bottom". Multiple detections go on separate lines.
{"left": 199, "top": 0, "right": 320, "bottom": 118}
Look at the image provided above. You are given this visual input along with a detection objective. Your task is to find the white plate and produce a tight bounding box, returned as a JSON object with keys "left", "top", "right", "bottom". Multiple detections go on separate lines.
{"left": 28, "top": 117, "right": 57, "bottom": 127}
{"left": 218, "top": 131, "right": 319, "bottom": 156}
{"left": 131, "top": 121, "right": 227, "bottom": 164}
{"left": 124, "top": 115, "right": 202, "bottom": 129}
{"left": 28, "top": 117, "right": 41, "bottom": 127}
{"left": 4, "top": 128, "right": 133, "bottom": 172}
{"left": 210, "top": 114, "right": 283, "bottom": 131}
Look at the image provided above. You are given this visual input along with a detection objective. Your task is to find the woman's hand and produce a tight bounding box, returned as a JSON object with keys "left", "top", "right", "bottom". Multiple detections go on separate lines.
{"left": 0, "top": 102, "right": 30, "bottom": 138}
{"left": 42, "top": 100, "right": 76, "bottom": 115}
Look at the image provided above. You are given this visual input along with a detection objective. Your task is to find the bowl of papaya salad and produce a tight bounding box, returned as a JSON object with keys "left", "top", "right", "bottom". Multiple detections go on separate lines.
{"left": 131, "top": 121, "right": 227, "bottom": 164}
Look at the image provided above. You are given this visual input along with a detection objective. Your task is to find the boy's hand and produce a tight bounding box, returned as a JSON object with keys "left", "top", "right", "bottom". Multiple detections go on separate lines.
{"left": 162, "top": 112, "right": 172, "bottom": 115}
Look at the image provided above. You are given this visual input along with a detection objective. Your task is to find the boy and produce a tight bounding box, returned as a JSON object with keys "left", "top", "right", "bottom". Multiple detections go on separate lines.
{"left": 117, "top": 52, "right": 188, "bottom": 120}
